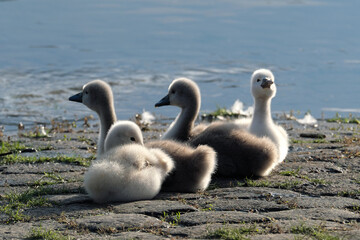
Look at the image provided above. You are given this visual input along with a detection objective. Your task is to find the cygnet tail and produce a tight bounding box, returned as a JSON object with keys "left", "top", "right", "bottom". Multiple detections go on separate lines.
{"left": 253, "top": 137, "right": 279, "bottom": 177}
{"left": 84, "top": 161, "right": 127, "bottom": 203}
{"left": 85, "top": 159, "right": 165, "bottom": 203}
{"left": 149, "top": 148, "right": 175, "bottom": 175}
{"left": 193, "top": 145, "right": 217, "bottom": 173}
{"left": 191, "top": 145, "right": 217, "bottom": 191}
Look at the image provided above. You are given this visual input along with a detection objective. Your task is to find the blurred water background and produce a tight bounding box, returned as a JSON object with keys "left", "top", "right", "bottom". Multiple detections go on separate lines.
{"left": 0, "top": 0, "right": 359, "bottom": 133}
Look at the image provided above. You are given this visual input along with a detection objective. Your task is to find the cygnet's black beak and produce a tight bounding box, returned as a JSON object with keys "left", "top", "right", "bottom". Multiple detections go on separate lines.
{"left": 261, "top": 78, "right": 274, "bottom": 89}
{"left": 69, "top": 92, "right": 83, "bottom": 103}
{"left": 155, "top": 94, "right": 170, "bottom": 107}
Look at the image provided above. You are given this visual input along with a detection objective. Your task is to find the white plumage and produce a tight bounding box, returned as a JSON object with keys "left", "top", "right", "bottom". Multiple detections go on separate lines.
{"left": 237, "top": 69, "right": 289, "bottom": 163}
{"left": 84, "top": 143, "right": 174, "bottom": 203}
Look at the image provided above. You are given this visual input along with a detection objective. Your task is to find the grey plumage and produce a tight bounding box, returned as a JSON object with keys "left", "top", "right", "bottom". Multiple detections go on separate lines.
{"left": 189, "top": 122, "right": 278, "bottom": 177}
{"left": 146, "top": 140, "right": 217, "bottom": 192}
{"left": 69, "top": 80, "right": 117, "bottom": 156}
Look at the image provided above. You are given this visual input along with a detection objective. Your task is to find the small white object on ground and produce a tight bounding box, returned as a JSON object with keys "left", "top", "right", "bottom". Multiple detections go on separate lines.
{"left": 297, "top": 112, "right": 318, "bottom": 125}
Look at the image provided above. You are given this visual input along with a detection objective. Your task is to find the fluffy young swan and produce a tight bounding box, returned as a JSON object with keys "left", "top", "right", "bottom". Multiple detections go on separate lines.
{"left": 69, "top": 80, "right": 116, "bottom": 156}
{"left": 85, "top": 141, "right": 174, "bottom": 203}
{"left": 238, "top": 69, "right": 289, "bottom": 163}
{"left": 105, "top": 121, "right": 217, "bottom": 192}
{"left": 155, "top": 78, "right": 279, "bottom": 177}
{"left": 85, "top": 121, "right": 174, "bottom": 203}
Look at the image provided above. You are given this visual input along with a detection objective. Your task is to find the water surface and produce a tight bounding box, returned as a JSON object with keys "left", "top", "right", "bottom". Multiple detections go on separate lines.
{"left": 0, "top": 0, "right": 359, "bottom": 132}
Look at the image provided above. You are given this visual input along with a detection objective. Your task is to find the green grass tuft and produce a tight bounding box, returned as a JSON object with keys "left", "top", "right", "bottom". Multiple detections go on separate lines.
{"left": 27, "top": 226, "right": 73, "bottom": 240}
{"left": 291, "top": 139, "right": 328, "bottom": 144}
{"left": 326, "top": 113, "right": 360, "bottom": 124}
{"left": 291, "top": 223, "right": 340, "bottom": 240}
{"left": 161, "top": 211, "right": 182, "bottom": 226}
{"left": 207, "top": 224, "right": 259, "bottom": 239}
{"left": 0, "top": 141, "right": 27, "bottom": 154}
{"left": 0, "top": 189, "right": 51, "bottom": 223}
{"left": 279, "top": 168, "right": 328, "bottom": 185}
{"left": 240, "top": 178, "right": 271, "bottom": 188}
{"left": 279, "top": 167, "right": 301, "bottom": 177}
{"left": 238, "top": 178, "right": 302, "bottom": 190}
{"left": 33, "top": 172, "right": 68, "bottom": 187}
{"left": 0, "top": 154, "right": 94, "bottom": 166}
{"left": 202, "top": 106, "right": 241, "bottom": 119}
{"left": 0, "top": 186, "right": 84, "bottom": 223}
{"left": 338, "top": 190, "right": 360, "bottom": 198}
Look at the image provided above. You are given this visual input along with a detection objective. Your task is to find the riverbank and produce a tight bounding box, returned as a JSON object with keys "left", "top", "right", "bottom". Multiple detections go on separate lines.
{"left": 0, "top": 117, "right": 359, "bottom": 239}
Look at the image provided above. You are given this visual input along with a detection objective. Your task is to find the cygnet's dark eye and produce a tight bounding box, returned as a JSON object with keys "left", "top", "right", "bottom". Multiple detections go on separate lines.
{"left": 257, "top": 79, "right": 261, "bottom": 82}
{"left": 130, "top": 137, "right": 136, "bottom": 142}
{"left": 171, "top": 90, "right": 176, "bottom": 94}
{"left": 85, "top": 91, "right": 89, "bottom": 94}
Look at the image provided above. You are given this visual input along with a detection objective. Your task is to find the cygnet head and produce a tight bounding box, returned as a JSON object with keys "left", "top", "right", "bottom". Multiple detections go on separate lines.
{"left": 69, "top": 80, "right": 114, "bottom": 114}
{"left": 104, "top": 121, "right": 144, "bottom": 152}
{"left": 155, "top": 78, "right": 201, "bottom": 110}
{"left": 251, "top": 69, "right": 276, "bottom": 100}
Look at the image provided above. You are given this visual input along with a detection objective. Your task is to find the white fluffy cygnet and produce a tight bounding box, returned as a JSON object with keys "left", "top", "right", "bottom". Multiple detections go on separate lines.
{"left": 84, "top": 121, "right": 174, "bottom": 203}
{"left": 245, "top": 69, "right": 289, "bottom": 163}
{"left": 155, "top": 78, "right": 279, "bottom": 178}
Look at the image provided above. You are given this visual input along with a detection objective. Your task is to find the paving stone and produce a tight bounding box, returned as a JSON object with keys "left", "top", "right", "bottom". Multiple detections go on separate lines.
{"left": 280, "top": 196, "right": 360, "bottom": 209}
{"left": 336, "top": 229, "right": 360, "bottom": 239}
{"left": 46, "top": 193, "right": 92, "bottom": 205}
{"left": 0, "top": 220, "right": 66, "bottom": 240}
{"left": 156, "top": 192, "right": 207, "bottom": 201}
{"left": 112, "top": 199, "right": 197, "bottom": 217}
{"left": 250, "top": 234, "right": 303, "bottom": 239}
{"left": 0, "top": 172, "right": 83, "bottom": 187}
{"left": 192, "top": 198, "right": 289, "bottom": 212}
{"left": 0, "top": 186, "right": 29, "bottom": 196}
{"left": 23, "top": 202, "right": 105, "bottom": 220}
{"left": 179, "top": 211, "right": 269, "bottom": 226}
{"left": 264, "top": 208, "right": 360, "bottom": 223}
{"left": 75, "top": 213, "right": 169, "bottom": 232}
{"left": 0, "top": 173, "right": 41, "bottom": 187}
{"left": 264, "top": 219, "right": 356, "bottom": 233}
{"left": 109, "top": 231, "right": 165, "bottom": 240}
{"left": 207, "top": 187, "right": 302, "bottom": 200}
{"left": 292, "top": 177, "right": 360, "bottom": 197}
{"left": 165, "top": 223, "right": 224, "bottom": 238}
{"left": 1, "top": 162, "right": 86, "bottom": 174}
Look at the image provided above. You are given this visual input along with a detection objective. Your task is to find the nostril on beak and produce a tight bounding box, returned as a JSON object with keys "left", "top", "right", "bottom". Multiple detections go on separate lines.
{"left": 261, "top": 78, "right": 274, "bottom": 89}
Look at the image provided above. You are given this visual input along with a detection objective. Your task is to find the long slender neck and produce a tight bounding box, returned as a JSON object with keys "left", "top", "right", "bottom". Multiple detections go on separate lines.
{"left": 162, "top": 103, "right": 199, "bottom": 142}
{"left": 250, "top": 97, "right": 274, "bottom": 130}
{"left": 97, "top": 103, "right": 117, "bottom": 156}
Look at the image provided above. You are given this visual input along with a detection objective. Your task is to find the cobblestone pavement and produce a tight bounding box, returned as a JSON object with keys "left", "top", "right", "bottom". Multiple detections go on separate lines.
{"left": 0, "top": 119, "right": 359, "bottom": 239}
